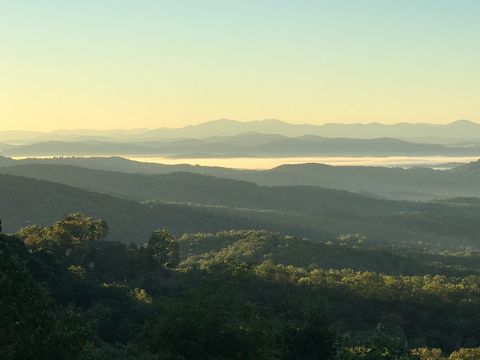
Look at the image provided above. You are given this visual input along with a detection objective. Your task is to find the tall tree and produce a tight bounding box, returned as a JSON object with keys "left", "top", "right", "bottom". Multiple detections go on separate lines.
{"left": 146, "top": 229, "right": 179, "bottom": 269}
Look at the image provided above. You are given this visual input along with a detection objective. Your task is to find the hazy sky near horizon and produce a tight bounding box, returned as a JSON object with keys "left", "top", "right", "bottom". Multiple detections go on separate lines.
{"left": 1, "top": 0, "right": 479, "bottom": 131}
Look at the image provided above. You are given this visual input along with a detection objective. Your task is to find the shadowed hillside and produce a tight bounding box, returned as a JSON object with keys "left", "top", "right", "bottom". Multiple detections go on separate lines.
{"left": 3, "top": 165, "right": 480, "bottom": 248}
{"left": 4, "top": 156, "right": 480, "bottom": 200}
{"left": 0, "top": 173, "right": 337, "bottom": 243}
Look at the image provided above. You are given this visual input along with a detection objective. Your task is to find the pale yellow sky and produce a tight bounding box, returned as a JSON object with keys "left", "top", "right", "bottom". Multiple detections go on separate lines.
{"left": 1, "top": 1, "right": 478, "bottom": 131}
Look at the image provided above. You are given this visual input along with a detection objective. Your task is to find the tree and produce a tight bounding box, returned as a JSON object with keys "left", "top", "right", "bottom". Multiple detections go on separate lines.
{"left": 146, "top": 229, "right": 179, "bottom": 269}
{"left": 0, "top": 234, "right": 89, "bottom": 359}
{"left": 448, "top": 348, "right": 480, "bottom": 360}
{"left": 279, "top": 298, "right": 337, "bottom": 360}
{"left": 411, "top": 348, "right": 445, "bottom": 360}
{"left": 336, "top": 325, "right": 413, "bottom": 360}
{"left": 139, "top": 286, "right": 273, "bottom": 360}
{"left": 18, "top": 213, "right": 108, "bottom": 257}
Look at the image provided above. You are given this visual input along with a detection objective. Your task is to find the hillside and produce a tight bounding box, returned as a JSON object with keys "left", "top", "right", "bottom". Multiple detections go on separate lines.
{"left": 234, "top": 162, "right": 480, "bottom": 200}
{"left": 178, "top": 230, "right": 425, "bottom": 275}
{"left": 178, "top": 229, "right": 480, "bottom": 276}
{"left": 6, "top": 156, "right": 480, "bottom": 200}
{"left": 7, "top": 217, "right": 480, "bottom": 358}
{"left": 3, "top": 164, "right": 480, "bottom": 247}
{"left": 1, "top": 173, "right": 336, "bottom": 243}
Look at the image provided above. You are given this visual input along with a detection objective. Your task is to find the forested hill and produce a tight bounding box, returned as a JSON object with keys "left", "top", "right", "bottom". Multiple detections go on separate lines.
{"left": 238, "top": 161, "right": 480, "bottom": 200}
{"left": 0, "top": 163, "right": 397, "bottom": 212}
{"left": 1, "top": 173, "right": 337, "bottom": 243}
{"left": 4, "top": 215, "right": 480, "bottom": 359}
{"left": 3, "top": 156, "right": 480, "bottom": 200}
{"left": 3, "top": 167, "right": 480, "bottom": 248}
{"left": 178, "top": 230, "right": 480, "bottom": 277}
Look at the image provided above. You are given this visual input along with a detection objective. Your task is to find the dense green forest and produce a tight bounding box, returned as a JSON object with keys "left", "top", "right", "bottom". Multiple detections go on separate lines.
{"left": 2, "top": 213, "right": 480, "bottom": 359}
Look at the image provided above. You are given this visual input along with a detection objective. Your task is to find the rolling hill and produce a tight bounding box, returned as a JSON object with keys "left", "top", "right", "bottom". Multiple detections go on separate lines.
{"left": 2, "top": 156, "right": 480, "bottom": 200}
{"left": 178, "top": 230, "right": 480, "bottom": 276}
{"left": 0, "top": 173, "right": 336, "bottom": 243}
{"left": 3, "top": 164, "right": 480, "bottom": 247}
{"left": 233, "top": 161, "right": 480, "bottom": 200}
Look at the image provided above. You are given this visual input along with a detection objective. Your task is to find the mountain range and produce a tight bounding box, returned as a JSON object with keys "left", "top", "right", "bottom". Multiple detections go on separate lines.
{"left": 1, "top": 119, "right": 480, "bottom": 144}
{"left": 2, "top": 134, "right": 480, "bottom": 158}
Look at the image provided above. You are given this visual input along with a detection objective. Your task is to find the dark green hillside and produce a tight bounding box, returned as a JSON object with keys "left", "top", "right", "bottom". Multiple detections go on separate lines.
{"left": 236, "top": 162, "right": 480, "bottom": 200}
{"left": 4, "top": 156, "right": 480, "bottom": 200}
{"left": 179, "top": 230, "right": 427, "bottom": 274}
{"left": 4, "top": 164, "right": 480, "bottom": 247}
{"left": 0, "top": 173, "right": 336, "bottom": 243}
{"left": 0, "top": 173, "right": 182, "bottom": 242}
{"left": 0, "top": 164, "right": 393, "bottom": 215}
{"left": 179, "top": 230, "right": 480, "bottom": 276}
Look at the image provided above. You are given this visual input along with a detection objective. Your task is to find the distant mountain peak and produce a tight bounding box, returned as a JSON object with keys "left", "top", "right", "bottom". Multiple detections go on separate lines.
{"left": 448, "top": 119, "right": 478, "bottom": 126}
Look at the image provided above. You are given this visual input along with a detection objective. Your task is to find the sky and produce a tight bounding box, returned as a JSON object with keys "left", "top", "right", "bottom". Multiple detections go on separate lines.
{"left": 1, "top": 0, "right": 479, "bottom": 131}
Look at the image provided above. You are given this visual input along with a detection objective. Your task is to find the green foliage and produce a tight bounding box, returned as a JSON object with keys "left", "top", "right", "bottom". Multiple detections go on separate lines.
{"left": 249, "top": 260, "right": 480, "bottom": 351}
{"left": 18, "top": 213, "right": 107, "bottom": 257}
{"left": 411, "top": 348, "right": 445, "bottom": 360}
{"left": 146, "top": 229, "right": 179, "bottom": 268}
{"left": 3, "top": 216, "right": 480, "bottom": 359}
{"left": 179, "top": 230, "right": 480, "bottom": 276}
{"left": 337, "top": 325, "right": 412, "bottom": 359}
{"left": 411, "top": 347, "right": 480, "bottom": 360}
{"left": 180, "top": 230, "right": 402, "bottom": 273}
{"left": 448, "top": 348, "right": 480, "bottom": 360}
{"left": 0, "top": 234, "right": 90, "bottom": 359}
{"left": 140, "top": 287, "right": 273, "bottom": 359}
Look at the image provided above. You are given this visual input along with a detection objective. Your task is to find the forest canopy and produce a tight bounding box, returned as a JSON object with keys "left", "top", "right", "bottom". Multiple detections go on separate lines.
{"left": 2, "top": 214, "right": 480, "bottom": 359}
